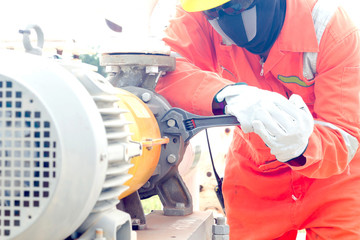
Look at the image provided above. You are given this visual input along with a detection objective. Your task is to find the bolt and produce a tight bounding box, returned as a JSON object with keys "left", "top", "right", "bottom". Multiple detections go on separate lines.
{"left": 213, "top": 217, "right": 229, "bottom": 236}
{"left": 132, "top": 218, "right": 141, "bottom": 225}
{"left": 142, "top": 181, "right": 151, "bottom": 189}
{"left": 216, "top": 217, "right": 226, "bottom": 225}
{"left": 175, "top": 202, "right": 185, "bottom": 209}
{"left": 95, "top": 228, "right": 103, "bottom": 237}
{"left": 167, "top": 154, "right": 177, "bottom": 164}
{"left": 95, "top": 228, "right": 106, "bottom": 240}
{"left": 105, "top": 65, "right": 120, "bottom": 73}
{"left": 141, "top": 92, "right": 152, "bottom": 103}
{"left": 167, "top": 119, "right": 176, "bottom": 127}
{"left": 146, "top": 66, "right": 159, "bottom": 75}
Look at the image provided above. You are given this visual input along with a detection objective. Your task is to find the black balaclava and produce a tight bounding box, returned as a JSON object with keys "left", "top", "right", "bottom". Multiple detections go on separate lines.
{"left": 208, "top": 0, "right": 286, "bottom": 55}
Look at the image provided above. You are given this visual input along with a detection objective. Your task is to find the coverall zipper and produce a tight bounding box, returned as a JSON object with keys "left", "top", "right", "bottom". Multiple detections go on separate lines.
{"left": 259, "top": 57, "right": 265, "bottom": 76}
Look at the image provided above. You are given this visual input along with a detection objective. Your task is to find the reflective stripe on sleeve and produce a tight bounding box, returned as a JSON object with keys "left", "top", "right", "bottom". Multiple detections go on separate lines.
{"left": 303, "top": 0, "right": 339, "bottom": 80}
{"left": 315, "top": 120, "right": 359, "bottom": 163}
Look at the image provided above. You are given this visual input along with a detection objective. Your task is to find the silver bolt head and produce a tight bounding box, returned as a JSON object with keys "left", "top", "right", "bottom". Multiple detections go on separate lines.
{"left": 167, "top": 119, "right": 176, "bottom": 127}
{"left": 167, "top": 154, "right": 177, "bottom": 164}
{"left": 141, "top": 92, "right": 152, "bottom": 103}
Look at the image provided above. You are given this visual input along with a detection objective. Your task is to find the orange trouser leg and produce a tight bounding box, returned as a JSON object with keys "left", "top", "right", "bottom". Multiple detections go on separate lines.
{"left": 302, "top": 194, "right": 360, "bottom": 240}
{"left": 297, "top": 169, "right": 360, "bottom": 240}
{"left": 306, "top": 228, "right": 360, "bottom": 240}
{"left": 223, "top": 151, "right": 360, "bottom": 240}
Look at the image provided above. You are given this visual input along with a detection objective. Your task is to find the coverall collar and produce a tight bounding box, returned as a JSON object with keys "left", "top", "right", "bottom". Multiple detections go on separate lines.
{"left": 276, "top": 0, "right": 319, "bottom": 53}
{"left": 261, "top": 0, "right": 318, "bottom": 76}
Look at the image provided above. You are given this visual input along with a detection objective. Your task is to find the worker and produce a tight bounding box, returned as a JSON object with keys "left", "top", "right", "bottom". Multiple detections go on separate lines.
{"left": 155, "top": 0, "right": 360, "bottom": 239}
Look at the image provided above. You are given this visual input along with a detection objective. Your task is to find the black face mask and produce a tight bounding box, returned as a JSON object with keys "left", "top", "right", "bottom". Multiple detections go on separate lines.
{"left": 209, "top": 0, "right": 286, "bottom": 55}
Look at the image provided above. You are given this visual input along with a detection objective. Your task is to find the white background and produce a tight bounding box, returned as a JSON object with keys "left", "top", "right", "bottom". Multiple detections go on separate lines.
{"left": 0, "top": 0, "right": 358, "bottom": 50}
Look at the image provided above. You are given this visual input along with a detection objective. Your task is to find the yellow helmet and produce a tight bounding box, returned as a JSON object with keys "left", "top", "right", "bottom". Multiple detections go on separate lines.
{"left": 180, "top": 0, "right": 231, "bottom": 12}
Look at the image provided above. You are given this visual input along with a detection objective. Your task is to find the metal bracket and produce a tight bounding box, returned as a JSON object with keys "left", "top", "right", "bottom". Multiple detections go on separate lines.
{"left": 19, "top": 24, "right": 44, "bottom": 55}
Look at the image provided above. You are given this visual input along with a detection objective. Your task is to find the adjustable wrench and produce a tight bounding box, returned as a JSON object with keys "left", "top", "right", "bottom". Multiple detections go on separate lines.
{"left": 160, "top": 107, "right": 240, "bottom": 142}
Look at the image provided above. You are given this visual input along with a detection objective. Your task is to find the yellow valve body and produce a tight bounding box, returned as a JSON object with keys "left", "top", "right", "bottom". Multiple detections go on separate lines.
{"left": 116, "top": 89, "right": 161, "bottom": 199}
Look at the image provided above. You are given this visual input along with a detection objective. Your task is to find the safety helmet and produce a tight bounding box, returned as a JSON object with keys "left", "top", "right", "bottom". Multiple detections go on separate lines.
{"left": 180, "top": 0, "right": 231, "bottom": 12}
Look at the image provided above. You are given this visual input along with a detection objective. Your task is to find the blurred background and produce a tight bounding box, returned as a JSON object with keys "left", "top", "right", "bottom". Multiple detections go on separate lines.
{"left": 0, "top": 0, "right": 177, "bottom": 59}
{"left": 0, "top": 0, "right": 358, "bottom": 58}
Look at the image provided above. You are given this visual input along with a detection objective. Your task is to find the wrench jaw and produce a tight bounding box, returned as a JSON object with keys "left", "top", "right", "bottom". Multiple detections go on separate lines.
{"left": 160, "top": 108, "right": 194, "bottom": 142}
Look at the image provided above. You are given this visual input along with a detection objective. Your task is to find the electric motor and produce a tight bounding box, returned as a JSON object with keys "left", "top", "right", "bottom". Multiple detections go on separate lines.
{"left": 0, "top": 50, "right": 146, "bottom": 239}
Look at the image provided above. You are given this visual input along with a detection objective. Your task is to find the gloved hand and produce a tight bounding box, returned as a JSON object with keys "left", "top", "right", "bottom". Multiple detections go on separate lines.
{"left": 216, "top": 85, "right": 314, "bottom": 162}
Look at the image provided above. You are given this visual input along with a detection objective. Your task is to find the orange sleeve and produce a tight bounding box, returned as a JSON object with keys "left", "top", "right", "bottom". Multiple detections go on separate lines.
{"left": 155, "top": 6, "right": 233, "bottom": 116}
{"left": 289, "top": 7, "right": 360, "bottom": 178}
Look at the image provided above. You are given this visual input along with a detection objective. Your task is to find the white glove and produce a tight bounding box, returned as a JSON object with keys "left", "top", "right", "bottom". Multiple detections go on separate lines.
{"left": 216, "top": 85, "right": 314, "bottom": 162}
{"left": 216, "top": 85, "right": 289, "bottom": 133}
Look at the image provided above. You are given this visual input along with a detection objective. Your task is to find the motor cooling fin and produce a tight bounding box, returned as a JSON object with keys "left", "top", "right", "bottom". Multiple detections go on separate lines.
{"left": 0, "top": 50, "right": 141, "bottom": 239}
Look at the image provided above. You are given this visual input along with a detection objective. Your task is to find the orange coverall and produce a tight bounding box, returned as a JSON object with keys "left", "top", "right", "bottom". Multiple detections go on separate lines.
{"left": 156, "top": 0, "right": 360, "bottom": 239}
